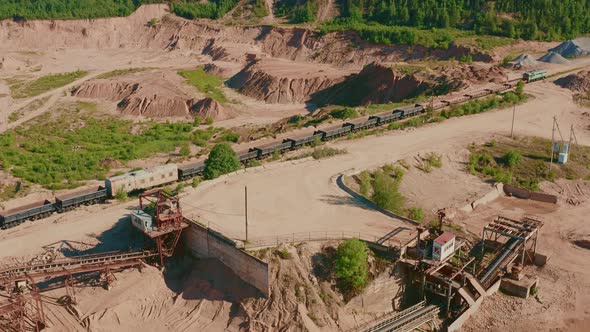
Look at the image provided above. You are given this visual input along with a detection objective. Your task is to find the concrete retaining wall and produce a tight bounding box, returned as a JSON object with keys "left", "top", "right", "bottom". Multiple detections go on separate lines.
{"left": 184, "top": 220, "right": 270, "bottom": 297}
{"left": 504, "top": 184, "right": 557, "bottom": 204}
{"left": 447, "top": 279, "right": 501, "bottom": 332}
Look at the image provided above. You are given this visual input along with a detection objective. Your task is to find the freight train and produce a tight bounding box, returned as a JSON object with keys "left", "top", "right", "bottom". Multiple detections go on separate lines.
{"left": 0, "top": 80, "right": 526, "bottom": 229}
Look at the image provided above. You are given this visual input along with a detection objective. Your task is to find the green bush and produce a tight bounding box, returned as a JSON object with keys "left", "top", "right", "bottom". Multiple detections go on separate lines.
{"left": 358, "top": 171, "right": 371, "bottom": 196}
{"left": 371, "top": 170, "right": 404, "bottom": 213}
{"left": 205, "top": 116, "right": 214, "bottom": 125}
{"left": 503, "top": 150, "right": 522, "bottom": 168}
{"left": 335, "top": 239, "right": 369, "bottom": 294}
{"left": 191, "top": 177, "right": 201, "bottom": 188}
{"left": 311, "top": 147, "right": 347, "bottom": 159}
{"left": 516, "top": 80, "right": 525, "bottom": 96}
{"left": 222, "top": 132, "right": 240, "bottom": 143}
{"left": 275, "top": 248, "right": 292, "bottom": 259}
{"left": 204, "top": 143, "right": 240, "bottom": 179}
{"left": 179, "top": 144, "right": 191, "bottom": 157}
{"left": 407, "top": 207, "right": 424, "bottom": 221}
{"left": 115, "top": 188, "right": 127, "bottom": 201}
{"left": 330, "top": 108, "right": 359, "bottom": 119}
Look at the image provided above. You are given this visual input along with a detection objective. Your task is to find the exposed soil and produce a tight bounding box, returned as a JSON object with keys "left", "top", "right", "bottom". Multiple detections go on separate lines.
{"left": 191, "top": 97, "right": 234, "bottom": 120}
{"left": 227, "top": 58, "right": 354, "bottom": 103}
{"left": 312, "top": 63, "right": 506, "bottom": 106}
{"left": 555, "top": 70, "right": 590, "bottom": 93}
{"left": 72, "top": 69, "right": 236, "bottom": 119}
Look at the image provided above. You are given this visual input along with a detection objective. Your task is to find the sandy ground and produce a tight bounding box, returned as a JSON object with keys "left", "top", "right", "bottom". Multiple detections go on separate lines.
{"left": 0, "top": 70, "right": 589, "bottom": 331}
{"left": 1, "top": 82, "right": 588, "bottom": 256}
{"left": 458, "top": 191, "right": 590, "bottom": 331}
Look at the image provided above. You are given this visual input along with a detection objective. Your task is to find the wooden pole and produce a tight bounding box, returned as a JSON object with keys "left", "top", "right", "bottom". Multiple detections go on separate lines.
{"left": 245, "top": 186, "right": 248, "bottom": 243}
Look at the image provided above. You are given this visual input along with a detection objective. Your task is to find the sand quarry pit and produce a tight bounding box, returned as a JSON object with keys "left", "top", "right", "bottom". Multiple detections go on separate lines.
{"left": 3, "top": 3, "right": 590, "bottom": 332}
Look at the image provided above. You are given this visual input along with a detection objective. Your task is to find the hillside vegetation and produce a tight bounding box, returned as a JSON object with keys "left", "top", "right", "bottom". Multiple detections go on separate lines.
{"left": 1, "top": 1, "right": 589, "bottom": 45}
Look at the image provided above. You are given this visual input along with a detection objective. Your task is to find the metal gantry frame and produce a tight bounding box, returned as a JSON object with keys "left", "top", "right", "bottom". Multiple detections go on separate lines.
{"left": 481, "top": 215, "right": 543, "bottom": 267}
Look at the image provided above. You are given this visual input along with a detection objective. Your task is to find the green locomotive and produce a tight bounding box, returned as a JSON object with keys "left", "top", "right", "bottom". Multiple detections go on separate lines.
{"left": 523, "top": 69, "right": 547, "bottom": 82}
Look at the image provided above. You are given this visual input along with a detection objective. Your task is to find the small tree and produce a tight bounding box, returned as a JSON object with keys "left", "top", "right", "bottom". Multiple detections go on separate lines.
{"left": 516, "top": 80, "right": 525, "bottom": 96}
{"left": 204, "top": 143, "right": 240, "bottom": 179}
{"left": 335, "top": 239, "right": 369, "bottom": 294}
{"left": 205, "top": 116, "right": 214, "bottom": 125}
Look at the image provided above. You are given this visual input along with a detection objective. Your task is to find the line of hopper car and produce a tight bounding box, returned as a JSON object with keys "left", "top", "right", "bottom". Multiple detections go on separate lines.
{"left": 0, "top": 75, "right": 538, "bottom": 229}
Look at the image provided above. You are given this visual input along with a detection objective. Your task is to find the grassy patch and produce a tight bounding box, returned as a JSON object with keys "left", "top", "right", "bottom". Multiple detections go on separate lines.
{"left": 9, "top": 70, "right": 87, "bottom": 98}
{"left": 468, "top": 137, "right": 590, "bottom": 191}
{"left": 96, "top": 68, "right": 152, "bottom": 79}
{"left": 7, "top": 96, "right": 50, "bottom": 123}
{"left": 456, "top": 35, "right": 516, "bottom": 50}
{"left": 0, "top": 102, "right": 228, "bottom": 189}
{"left": 178, "top": 68, "right": 228, "bottom": 103}
{"left": 311, "top": 147, "right": 347, "bottom": 159}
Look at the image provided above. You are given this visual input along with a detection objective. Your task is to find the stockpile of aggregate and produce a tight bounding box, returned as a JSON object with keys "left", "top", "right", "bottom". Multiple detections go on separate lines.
{"left": 549, "top": 37, "right": 590, "bottom": 58}
{"left": 512, "top": 54, "right": 538, "bottom": 66}
{"left": 538, "top": 51, "right": 571, "bottom": 64}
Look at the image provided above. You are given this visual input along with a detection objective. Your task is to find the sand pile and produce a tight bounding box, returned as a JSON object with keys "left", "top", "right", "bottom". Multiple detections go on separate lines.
{"left": 312, "top": 63, "right": 466, "bottom": 106}
{"left": 549, "top": 37, "right": 590, "bottom": 58}
{"left": 191, "top": 97, "right": 234, "bottom": 120}
{"left": 227, "top": 58, "right": 351, "bottom": 103}
{"left": 72, "top": 81, "right": 139, "bottom": 101}
{"left": 73, "top": 70, "right": 235, "bottom": 120}
{"left": 554, "top": 70, "right": 590, "bottom": 93}
{"left": 512, "top": 53, "right": 539, "bottom": 67}
{"left": 73, "top": 70, "right": 197, "bottom": 117}
{"left": 202, "top": 62, "right": 242, "bottom": 79}
{"left": 438, "top": 64, "right": 507, "bottom": 83}
{"left": 538, "top": 51, "right": 571, "bottom": 64}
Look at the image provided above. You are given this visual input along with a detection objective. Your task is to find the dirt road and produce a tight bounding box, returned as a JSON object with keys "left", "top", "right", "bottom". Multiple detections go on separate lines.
{"left": 180, "top": 82, "right": 589, "bottom": 239}
{"left": 1, "top": 82, "right": 584, "bottom": 261}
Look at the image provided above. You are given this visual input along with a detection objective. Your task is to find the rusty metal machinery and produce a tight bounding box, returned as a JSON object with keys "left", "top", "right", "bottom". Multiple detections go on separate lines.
{"left": 136, "top": 190, "right": 189, "bottom": 266}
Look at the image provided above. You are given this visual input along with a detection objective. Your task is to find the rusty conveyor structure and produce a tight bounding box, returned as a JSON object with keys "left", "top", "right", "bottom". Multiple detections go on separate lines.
{"left": 0, "top": 250, "right": 157, "bottom": 286}
{"left": 350, "top": 301, "right": 439, "bottom": 332}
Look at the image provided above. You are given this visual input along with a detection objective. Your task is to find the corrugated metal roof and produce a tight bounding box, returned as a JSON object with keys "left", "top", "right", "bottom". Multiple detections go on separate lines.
{"left": 434, "top": 232, "right": 455, "bottom": 245}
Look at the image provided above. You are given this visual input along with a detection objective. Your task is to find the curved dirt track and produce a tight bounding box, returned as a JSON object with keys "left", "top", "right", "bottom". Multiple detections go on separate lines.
{"left": 181, "top": 82, "right": 589, "bottom": 238}
{"left": 0, "top": 82, "right": 587, "bottom": 259}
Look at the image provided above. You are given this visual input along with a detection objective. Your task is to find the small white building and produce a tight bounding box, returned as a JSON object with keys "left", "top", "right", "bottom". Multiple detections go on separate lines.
{"left": 432, "top": 232, "right": 456, "bottom": 261}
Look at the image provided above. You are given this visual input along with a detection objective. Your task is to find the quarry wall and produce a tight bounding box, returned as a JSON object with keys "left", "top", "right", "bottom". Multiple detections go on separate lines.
{"left": 184, "top": 219, "right": 270, "bottom": 297}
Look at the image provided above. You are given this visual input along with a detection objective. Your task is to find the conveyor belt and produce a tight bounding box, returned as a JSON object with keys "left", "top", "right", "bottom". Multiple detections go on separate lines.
{"left": 0, "top": 250, "right": 157, "bottom": 283}
{"left": 356, "top": 301, "right": 439, "bottom": 332}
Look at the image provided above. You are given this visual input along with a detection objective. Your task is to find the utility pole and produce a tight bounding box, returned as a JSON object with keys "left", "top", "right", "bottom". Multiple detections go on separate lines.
{"left": 511, "top": 105, "right": 516, "bottom": 139}
{"left": 550, "top": 117, "right": 556, "bottom": 169}
{"left": 245, "top": 186, "right": 248, "bottom": 243}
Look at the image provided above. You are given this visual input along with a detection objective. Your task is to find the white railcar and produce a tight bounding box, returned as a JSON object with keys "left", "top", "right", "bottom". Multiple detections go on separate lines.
{"left": 105, "top": 164, "right": 178, "bottom": 197}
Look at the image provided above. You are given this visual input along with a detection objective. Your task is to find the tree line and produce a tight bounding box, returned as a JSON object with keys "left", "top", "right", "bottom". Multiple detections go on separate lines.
{"left": 337, "top": 0, "right": 590, "bottom": 41}
{"left": 0, "top": 0, "right": 147, "bottom": 20}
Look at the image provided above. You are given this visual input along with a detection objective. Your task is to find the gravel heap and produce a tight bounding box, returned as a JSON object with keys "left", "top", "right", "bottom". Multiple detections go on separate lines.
{"left": 538, "top": 51, "right": 571, "bottom": 64}
{"left": 549, "top": 37, "right": 590, "bottom": 58}
{"left": 512, "top": 54, "right": 539, "bottom": 66}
